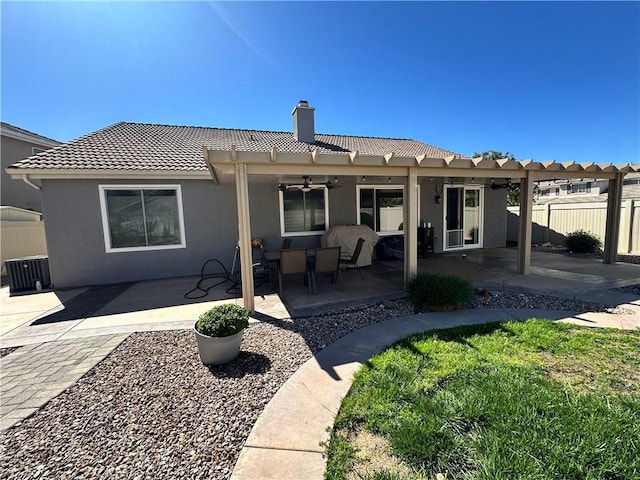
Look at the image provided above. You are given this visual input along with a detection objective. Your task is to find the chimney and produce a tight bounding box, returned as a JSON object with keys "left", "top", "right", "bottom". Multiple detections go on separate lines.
{"left": 292, "top": 100, "right": 315, "bottom": 143}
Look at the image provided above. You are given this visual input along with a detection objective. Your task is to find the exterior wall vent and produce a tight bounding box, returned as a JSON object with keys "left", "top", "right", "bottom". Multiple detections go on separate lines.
{"left": 5, "top": 255, "right": 51, "bottom": 294}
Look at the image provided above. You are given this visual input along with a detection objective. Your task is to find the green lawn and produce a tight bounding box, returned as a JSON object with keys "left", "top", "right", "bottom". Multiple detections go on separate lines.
{"left": 324, "top": 320, "right": 640, "bottom": 480}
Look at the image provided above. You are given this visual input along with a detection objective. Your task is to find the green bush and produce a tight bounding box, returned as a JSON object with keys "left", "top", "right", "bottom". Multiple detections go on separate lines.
{"left": 407, "top": 273, "right": 474, "bottom": 311}
{"left": 195, "top": 304, "right": 249, "bottom": 337}
{"left": 565, "top": 230, "right": 602, "bottom": 254}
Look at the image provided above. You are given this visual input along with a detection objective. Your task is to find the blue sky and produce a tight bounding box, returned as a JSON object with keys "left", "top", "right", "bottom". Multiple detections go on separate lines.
{"left": 2, "top": 1, "right": 638, "bottom": 164}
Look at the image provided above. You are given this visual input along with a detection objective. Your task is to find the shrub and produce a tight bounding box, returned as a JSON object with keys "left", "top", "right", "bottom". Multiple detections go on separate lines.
{"left": 195, "top": 304, "right": 249, "bottom": 337}
{"left": 565, "top": 230, "right": 602, "bottom": 254}
{"left": 407, "top": 273, "right": 474, "bottom": 311}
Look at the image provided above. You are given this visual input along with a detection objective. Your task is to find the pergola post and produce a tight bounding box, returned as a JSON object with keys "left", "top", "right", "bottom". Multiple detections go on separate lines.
{"left": 517, "top": 171, "right": 533, "bottom": 274}
{"left": 234, "top": 161, "right": 255, "bottom": 312}
{"left": 404, "top": 167, "right": 419, "bottom": 283}
{"left": 603, "top": 173, "right": 624, "bottom": 264}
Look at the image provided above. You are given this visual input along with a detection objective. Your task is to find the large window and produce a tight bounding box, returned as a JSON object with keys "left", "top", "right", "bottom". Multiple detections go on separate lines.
{"left": 357, "top": 186, "right": 405, "bottom": 234}
{"left": 99, "top": 185, "right": 186, "bottom": 252}
{"left": 279, "top": 188, "right": 328, "bottom": 236}
{"left": 569, "top": 182, "right": 592, "bottom": 194}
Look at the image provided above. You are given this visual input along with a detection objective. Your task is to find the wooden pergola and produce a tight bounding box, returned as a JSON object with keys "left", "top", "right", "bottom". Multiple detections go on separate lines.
{"left": 205, "top": 146, "right": 639, "bottom": 312}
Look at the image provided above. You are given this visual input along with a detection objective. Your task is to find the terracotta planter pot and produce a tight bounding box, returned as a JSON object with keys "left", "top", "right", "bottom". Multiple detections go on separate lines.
{"left": 194, "top": 326, "right": 244, "bottom": 365}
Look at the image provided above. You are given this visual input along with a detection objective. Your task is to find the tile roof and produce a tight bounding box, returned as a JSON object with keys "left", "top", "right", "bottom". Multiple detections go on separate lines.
{"left": 8, "top": 122, "right": 467, "bottom": 172}
{"left": 1, "top": 122, "right": 61, "bottom": 145}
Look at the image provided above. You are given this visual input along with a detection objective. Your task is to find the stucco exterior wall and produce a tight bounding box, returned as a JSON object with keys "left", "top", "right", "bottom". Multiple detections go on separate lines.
{"left": 417, "top": 180, "right": 506, "bottom": 252}
{"left": 1, "top": 136, "right": 53, "bottom": 211}
{"left": 482, "top": 187, "right": 508, "bottom": 248}
{"left": 419, "top": 179, "right": 445, "bottom": 252}
{"left": 41, "top": 179, "right": 240, "bottom": 288}
{"left": 42, "top": 177, "right": 507, "bottom": 288}
{"left": 248, "top": 180, "right": 358, "bottom": 251}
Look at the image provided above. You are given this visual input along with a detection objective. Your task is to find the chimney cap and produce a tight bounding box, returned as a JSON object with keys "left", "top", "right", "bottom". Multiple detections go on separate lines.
{"left": 297, "top": 100, "right": 309, "bottom": 107}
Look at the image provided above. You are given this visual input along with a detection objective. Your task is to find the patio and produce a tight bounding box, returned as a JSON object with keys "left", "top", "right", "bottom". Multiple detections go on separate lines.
{"left": 278, "top": 247, "right": 639, "bottom": 313}
{"left": 2, "top": 248, "right": 638, "bottom": 349}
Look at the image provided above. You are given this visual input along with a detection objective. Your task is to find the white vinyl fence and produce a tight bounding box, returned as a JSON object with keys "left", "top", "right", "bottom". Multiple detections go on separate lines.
{"left": 507, "top": 200, "right": 639, "bottom": 254}
{"left": 1, "top": 221, "right": 48, "bottom": 274}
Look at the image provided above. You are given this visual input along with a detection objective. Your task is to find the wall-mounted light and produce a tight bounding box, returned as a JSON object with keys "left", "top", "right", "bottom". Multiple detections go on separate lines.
{"left": 435, "top": 182, "right": 443, "bottom": 204}
{"left": 334, "top": 176, "right": 338, "bottom": 183}
{"left": 362, "top": 176, "right": 366, "bottom": 182}
{"left": 388, "top": 176, "right": 391, "bottom": 183}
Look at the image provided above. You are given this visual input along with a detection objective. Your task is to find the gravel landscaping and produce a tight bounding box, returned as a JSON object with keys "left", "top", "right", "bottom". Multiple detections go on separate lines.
{"left": 1, "top": 291, "right": 636, "bottom": 479}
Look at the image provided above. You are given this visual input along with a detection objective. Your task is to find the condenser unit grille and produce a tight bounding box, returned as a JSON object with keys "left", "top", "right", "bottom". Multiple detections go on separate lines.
{"left": 5, "top": 256, "right": 51, "bottom": 294}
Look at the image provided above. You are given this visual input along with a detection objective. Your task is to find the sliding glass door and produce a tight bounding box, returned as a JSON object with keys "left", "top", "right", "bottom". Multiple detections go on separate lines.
{"left": 444, "top": 186, "right": 483, "bottom": 250}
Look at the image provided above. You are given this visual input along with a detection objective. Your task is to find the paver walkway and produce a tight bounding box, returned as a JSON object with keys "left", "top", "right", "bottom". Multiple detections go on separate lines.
{"left": 0, "top": 334, "right": 128, "bottom": 430}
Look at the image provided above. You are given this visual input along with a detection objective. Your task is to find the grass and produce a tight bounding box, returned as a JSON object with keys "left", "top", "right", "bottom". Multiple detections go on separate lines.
{"left": 324, "top": 320, "right": 640, "bottom": 480}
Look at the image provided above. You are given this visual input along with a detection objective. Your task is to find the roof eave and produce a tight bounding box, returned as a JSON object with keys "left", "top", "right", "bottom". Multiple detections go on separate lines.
{"left": 5, "top": 167, "right": 211, "bottom": 180}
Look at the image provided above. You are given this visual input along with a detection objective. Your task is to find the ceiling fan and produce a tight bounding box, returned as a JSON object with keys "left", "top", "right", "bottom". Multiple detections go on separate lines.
{"left": 278, "top": 175, "right": 340, "bottom": 192}
{"left": 490, "top": 179, "right": 514, "bottom": 190}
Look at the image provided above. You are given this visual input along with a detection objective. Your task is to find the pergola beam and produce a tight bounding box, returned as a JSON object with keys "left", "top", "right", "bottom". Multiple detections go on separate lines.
{"left": 234, "top": 160, "right": 255, "bottom": 312}
{"left": 404, "top": 167, "right": 419, "bottom": 283}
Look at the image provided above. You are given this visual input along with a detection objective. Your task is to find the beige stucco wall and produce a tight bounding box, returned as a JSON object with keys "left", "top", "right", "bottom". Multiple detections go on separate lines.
{"left": 1, "top": 136, "right": 53, "bottom": 211}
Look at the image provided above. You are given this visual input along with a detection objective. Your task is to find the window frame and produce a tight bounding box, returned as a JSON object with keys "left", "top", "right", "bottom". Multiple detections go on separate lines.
{"left": 99, "top": 184, "right": 187, "bottom": 253}
{"left": 356, "top": 184, "right": 417, "bottom": 236}
{"left": 568, "top": 182, "right": 592, "bottom": 195}
{"left": 32, "top": 147, "right": 45, "bottom": 155}
{"left": 278, "top": 187, "right": 330, "bottom": 237}
{"left": 442, "top": 185, "right": 484, "bottom": 251}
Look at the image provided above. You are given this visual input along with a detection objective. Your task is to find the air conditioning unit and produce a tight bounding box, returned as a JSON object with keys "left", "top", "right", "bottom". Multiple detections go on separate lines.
{"left": 5, "top": 255, "right": 51, "bottom": 294}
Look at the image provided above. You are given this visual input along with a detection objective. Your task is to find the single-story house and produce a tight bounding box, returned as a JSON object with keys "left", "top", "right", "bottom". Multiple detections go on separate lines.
{"left": 7, "top": 101, "right": 638, "bottom": 310}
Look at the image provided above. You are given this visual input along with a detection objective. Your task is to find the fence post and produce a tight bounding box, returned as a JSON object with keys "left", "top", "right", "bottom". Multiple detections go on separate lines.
{"left": 543, "top": 204, "right": 551, "bottom": 244}
{"left": 603, "top": 174, "right": 624, "bottom": 264}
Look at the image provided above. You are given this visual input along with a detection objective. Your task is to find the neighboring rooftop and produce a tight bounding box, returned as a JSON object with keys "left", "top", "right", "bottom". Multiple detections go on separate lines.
{"left": 7, "top": 122, "right": 467, "bottom": 172}
{"left": 1, "top": 122, "right": 60, "bottom": 147}
{"left": 535, "top": 183, "right": 640, "bottom": 204}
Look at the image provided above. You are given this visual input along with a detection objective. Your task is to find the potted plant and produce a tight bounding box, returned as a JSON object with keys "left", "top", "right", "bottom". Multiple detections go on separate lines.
{"left": 194, "top": 303, "right": 249, "bottom": 365}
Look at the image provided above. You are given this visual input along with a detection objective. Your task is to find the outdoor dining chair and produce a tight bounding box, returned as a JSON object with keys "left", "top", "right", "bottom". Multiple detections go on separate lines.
{"left": 278, "top": 248, "right": 312, "bottom": 297}
{"left": 339, "top": 237, "right": 365, "bottom": 279}
{"left": 310, "top": 247, "right": 343, "bottom": 294}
